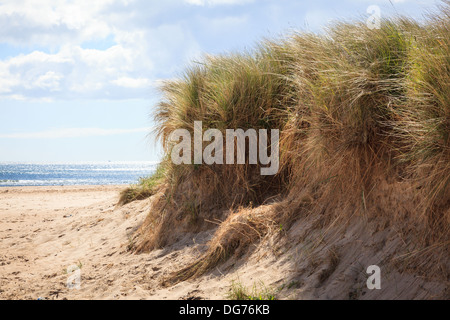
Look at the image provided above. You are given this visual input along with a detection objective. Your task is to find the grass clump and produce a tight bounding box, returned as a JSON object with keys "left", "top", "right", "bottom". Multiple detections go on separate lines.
{"left": 118, "top": 164, "right": 166, "bottom": 206}
{"left": 226, "top": 280, "right": 277, "bottom": 301}
{"left": 154, "top": 45, "right": 295, "bottom": 207}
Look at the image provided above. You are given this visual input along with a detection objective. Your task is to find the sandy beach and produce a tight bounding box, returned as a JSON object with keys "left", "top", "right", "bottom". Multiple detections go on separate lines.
{"left": 0, "top": 185, "right": 192, "bottom": 299}
{"left": 0, "top": 186, "right": 290, "bottom": 300}
{"left": 1, "top": 185, "right": 447, "bottom": 300}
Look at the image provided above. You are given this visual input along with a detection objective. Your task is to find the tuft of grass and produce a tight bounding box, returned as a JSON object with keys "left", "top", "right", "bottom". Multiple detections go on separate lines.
{"left": 62, "top": 261, "right": 83, "bottom": 275}
{"left": 118, "top": 164, "right": 166, "bottom": 206}
{"left": 226, "top": 280, "right": 277, "bottom": 301}
{"left": 153, "top": 42, "right": 296, "bottom": 209}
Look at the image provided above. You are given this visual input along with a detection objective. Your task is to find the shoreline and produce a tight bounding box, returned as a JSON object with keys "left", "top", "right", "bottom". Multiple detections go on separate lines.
{"left": 0, "top": 161, "right": 158, "bottom": 191}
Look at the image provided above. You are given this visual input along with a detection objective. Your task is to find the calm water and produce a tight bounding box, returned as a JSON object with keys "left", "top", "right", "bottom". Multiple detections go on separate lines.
{"left": 0, "top": 162, "right": 157, "bottom": 187}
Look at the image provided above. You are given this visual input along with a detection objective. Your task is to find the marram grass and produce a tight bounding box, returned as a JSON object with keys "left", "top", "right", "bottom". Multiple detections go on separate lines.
{"left": 125, "top": 2, "right": 449, "bottom": 258}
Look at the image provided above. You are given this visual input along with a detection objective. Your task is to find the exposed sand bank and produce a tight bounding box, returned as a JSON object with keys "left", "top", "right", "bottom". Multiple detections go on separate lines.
{"left": 0, "top": 186, "right": 447, "bottom": 300}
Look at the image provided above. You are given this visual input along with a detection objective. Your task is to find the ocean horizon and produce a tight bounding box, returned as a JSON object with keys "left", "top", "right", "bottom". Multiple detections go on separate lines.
{"left": 0, "top": 161, "right": 158, "bottom": 187}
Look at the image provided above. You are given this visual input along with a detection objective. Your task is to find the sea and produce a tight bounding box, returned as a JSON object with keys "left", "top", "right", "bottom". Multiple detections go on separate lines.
{"left": 0, "top": 161, "right": 158, "bottom": 187}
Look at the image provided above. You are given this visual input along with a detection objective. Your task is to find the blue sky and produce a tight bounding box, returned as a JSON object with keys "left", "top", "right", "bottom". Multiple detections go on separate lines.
{"left": 0, "top": 0, "right": 440, "bottom": 162}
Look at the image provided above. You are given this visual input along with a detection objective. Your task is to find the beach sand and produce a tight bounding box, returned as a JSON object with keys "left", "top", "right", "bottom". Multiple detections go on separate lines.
{"left": 0, "top": 186, "right": 284, "bottom": 300}
{"left": 0, "top": 186, "right": 446, "bottom": 300}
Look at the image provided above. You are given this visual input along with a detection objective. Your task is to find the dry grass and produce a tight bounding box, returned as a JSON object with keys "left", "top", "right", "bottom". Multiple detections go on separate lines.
{"left": 118, "top": 164, "right": 166, "bottom": 206}
{"left": 132, "top": 2, "right": 449, "bottom": 285}
{"left": 161, "top": 205, "right": 279, "bottom": 286}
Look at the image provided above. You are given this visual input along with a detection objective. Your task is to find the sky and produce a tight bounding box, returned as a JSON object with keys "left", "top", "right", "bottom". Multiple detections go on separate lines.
{"left": 0, "top": 0, "right": 441, "bottom": 162}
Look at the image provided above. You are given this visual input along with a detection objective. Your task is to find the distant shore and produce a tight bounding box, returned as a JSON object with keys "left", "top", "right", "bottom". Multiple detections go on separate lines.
{"left": 0, "top": 161, "right": 157, "bottom": 188}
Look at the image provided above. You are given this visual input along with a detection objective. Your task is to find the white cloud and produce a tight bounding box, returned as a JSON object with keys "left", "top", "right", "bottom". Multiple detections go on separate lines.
{"left": 0, "top": 27, "right": 200, "bottom": 100}
{"left": 0, "top": 0, "right": 113, "bottom": 46}
{"left": 0, "top": 0, "right": 202, "bottom": 101}
{"left": 33, "top": 71, "right": 64, "bottom": 91}
{"left": 111, "top": 77, "right": 153, "bottom": 88}
{"left": 0, "top": 127, "right": 152, "bottom": 139}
